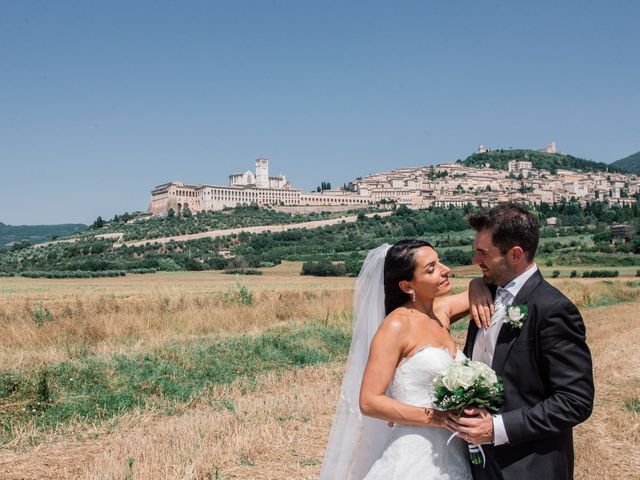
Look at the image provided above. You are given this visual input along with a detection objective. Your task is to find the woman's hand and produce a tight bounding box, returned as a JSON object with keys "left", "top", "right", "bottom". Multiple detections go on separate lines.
{"left": 389, "top": 408, "right": 451, "bottom": 429}
{"left": 468, "top": 278, "right": 494, "bottom": 329}
{"left": 427, "top": 408, "right": 451, "bottom": 429}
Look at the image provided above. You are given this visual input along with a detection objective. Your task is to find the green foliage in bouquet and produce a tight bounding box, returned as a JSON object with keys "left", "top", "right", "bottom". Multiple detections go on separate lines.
{"left": 433, "top": 359, "right": 504, "bottom": 413}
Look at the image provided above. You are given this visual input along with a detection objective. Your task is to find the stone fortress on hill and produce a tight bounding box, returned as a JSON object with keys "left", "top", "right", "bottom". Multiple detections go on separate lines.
{"left": 148, "top": 146, "right": 639, "bottom": 216}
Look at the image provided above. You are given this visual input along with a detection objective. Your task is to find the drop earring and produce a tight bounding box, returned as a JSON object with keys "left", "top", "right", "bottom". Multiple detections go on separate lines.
{"left": 412, "top": 292, "right": 416, "bottom": 302}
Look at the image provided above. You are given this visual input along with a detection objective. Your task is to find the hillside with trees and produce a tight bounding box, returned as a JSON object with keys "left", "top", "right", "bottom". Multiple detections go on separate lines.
{"left": 610, "top": 150, "right": 640, "bottom": 174}
{"left": 460, "top": 149, "right": 623, "bottom": 174}
{"left": 84, "top": 206, "right": 360, "bottom": 242}
{"left": 0, "top": 222, "right": 87, "bottom": 247}
{"left": 1, "top": 203, "right": 639, "bottom": 276}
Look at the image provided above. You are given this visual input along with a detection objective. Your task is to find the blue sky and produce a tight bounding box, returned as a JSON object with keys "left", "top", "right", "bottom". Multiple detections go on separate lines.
{"left": 1, "top": 0, "right": 639, "bottom": 225}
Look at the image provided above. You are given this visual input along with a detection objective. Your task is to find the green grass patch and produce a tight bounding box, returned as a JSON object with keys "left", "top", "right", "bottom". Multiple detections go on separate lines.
{"left": 450, "top": 318, "right": 470, "bottom": 332}
{"left": 0, "top": 323, "right": 350, "bottom": 444}
{"left": 624, "top": 398, "right": 640, "bottom": 413}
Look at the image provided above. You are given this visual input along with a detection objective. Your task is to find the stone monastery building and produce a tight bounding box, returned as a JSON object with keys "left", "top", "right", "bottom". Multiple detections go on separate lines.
{"left": 148, "top": 158, "right": 373, "bottom": 216}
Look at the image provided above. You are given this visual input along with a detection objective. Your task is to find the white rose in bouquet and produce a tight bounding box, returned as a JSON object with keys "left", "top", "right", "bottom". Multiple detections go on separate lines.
{"left": 457, "top": 364, "right": 479, "bottom": 389}
{"left": 475, "top": 362, "right": 498, "bottom": 386}
{"left": 441, "top": 363, "right": 462, "bottom": 391}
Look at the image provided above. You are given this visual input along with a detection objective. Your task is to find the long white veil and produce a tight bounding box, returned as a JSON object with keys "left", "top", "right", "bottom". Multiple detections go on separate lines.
{"left": 319, "top": 244, "right": 392, "bottom": 480}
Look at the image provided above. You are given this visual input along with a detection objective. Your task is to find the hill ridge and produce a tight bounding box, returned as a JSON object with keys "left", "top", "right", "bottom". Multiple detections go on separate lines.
{"left": 610, "top": 150, "right": 640, "bottom": 174}
{"left": 0, "top": 223, "right": 87, "bottom": 247}
{"left": 460, "top": 149, "right": 622, "bottom": 174}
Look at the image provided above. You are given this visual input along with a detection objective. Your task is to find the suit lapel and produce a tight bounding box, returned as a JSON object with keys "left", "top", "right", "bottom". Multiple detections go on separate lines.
{"left": 464, "top": 322, "right": 479, "bottom": 358}
{"left": 491, "top": 270, "right": 544, "bottom": 375}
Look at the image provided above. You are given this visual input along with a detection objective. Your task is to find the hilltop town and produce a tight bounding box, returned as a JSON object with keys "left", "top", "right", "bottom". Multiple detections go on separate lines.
{"left": 148, "top": 144, "right": 639, "bottom": 216}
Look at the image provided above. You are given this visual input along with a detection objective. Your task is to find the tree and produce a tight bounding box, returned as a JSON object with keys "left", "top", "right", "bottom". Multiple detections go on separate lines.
{"left": 181, "top": 207, "right": 193, "bottom": 218}
{"left": 316, "top": 181, "right": 332, "bottom": 192}
{"left": 91, "top": 216, "right": 105, "bottom": 229}
{"left": 593, "top": 230, "right": 612, "bottom": 244}
{"left": 167, "top": 208, "right": 175, "bottom": 218}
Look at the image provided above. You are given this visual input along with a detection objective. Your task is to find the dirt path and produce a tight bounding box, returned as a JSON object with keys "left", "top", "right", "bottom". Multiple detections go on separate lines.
{"left": 35, "top": 211, "right": 394, "bottom": 249}
{"left": 121, "top": 210, "right": 394, "bottom": 247}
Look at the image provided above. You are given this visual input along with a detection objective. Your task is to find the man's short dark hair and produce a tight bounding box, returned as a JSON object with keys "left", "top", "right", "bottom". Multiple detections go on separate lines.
{"left": 467, "top": 203, "right": 539, "bottom": 261}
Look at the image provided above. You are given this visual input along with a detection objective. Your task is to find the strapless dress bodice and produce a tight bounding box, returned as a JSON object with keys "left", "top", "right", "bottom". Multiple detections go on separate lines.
{"left": 363, "top": 346, "right": 472, "bottom": 480}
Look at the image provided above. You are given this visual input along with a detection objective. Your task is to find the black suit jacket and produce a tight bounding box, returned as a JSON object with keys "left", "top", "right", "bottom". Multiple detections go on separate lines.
{"left": 463, "top": 270, "right": 594, "bottom": 480}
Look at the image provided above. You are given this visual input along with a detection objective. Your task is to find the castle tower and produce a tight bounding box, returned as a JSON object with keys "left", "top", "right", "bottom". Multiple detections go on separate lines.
{"left": 256, "top": 158, "right": 269, "bottom": 188}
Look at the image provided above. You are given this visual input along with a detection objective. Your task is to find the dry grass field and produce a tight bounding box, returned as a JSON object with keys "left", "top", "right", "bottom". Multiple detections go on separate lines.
{"left": 0, "top": 264, "right": 638, "bottom": 479}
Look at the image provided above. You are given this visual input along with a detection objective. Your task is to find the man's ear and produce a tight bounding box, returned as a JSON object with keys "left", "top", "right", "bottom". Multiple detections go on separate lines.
{"left": 510, "top": 246, "right": 525, "bottom": 264}
{"left": 398, "top": 280, "right": 413, "bottom": 295}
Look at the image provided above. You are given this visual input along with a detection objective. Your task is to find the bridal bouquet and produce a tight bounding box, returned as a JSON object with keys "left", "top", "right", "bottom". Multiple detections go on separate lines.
{"left": 433, "top": 359, "right": 504, "bottom": 465}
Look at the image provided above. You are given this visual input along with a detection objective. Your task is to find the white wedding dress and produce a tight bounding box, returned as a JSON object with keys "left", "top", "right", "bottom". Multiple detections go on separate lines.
{"left": 319, "top": 245, "right": 473, "bottom": 480}
{"left": 363, "top": 346, "right": 472, "bottom": 480}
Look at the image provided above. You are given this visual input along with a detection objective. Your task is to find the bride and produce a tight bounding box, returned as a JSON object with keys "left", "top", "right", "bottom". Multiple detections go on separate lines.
{"left": 320, "top": 240, "right": 492, "bottom": 480}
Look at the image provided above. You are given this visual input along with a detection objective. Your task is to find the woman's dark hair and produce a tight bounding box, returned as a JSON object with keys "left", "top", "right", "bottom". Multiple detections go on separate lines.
{"left": 384, "top": 239, "right": 433, "bottom": 315}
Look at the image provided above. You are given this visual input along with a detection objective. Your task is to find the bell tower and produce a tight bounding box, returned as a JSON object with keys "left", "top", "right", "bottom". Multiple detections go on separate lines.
{"left": 255, "top": 158, "right": 269, "bottom": 188}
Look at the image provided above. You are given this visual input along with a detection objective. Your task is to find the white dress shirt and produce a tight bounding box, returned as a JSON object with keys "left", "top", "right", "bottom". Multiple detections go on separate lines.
{"left": 472, "top": 264, "right": 539, "bottom": 446}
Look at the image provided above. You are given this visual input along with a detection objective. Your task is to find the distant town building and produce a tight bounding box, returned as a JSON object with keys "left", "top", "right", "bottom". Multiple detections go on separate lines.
{"left": 149, "top": 145, "right": 639, "bottom": 216}
{"left": 148, "top": 158, "right": 373, "bottom": 216}
{"left": 539, "top": 141, "right": 557, "bottom": 154}
{"left": 508, "top": 160, "right": 533, "bottom": 178}
{"left": 611, "top": 224, "right": 633, "bottom": 243}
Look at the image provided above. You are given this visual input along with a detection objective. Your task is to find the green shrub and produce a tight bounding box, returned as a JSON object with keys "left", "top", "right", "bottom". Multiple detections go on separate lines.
{"left": 345, "top": 258, "right": 364, "bottom": 277}
{"left": 301, "top": 260, "right": 347, "bottom": 277}
{"left": 236, "top": 284, "right": 254, "bottom": 305}
{"left": 128, "top": 268, "right": 157, "bottom": 274}
{"left": 570, "top": 270, "right": 578, "bottom": 278}
{"left": 582, "top": 270, "right": 619, "bottom": 278}
{"left": 592, "top": 230, "right": 612, "bottom": 244}
{"left": 440, "top": 248, "right": 473, "bottom": 266}
{"left": 223, "top": 269, "right": 262, "bottom": 275}
{"left": 33, "top": 303, "right": 54, "bottom": 326}
{"left": 19, "top": 270, "right": 126, "bottom": 279}
{"left": 223, "top": 283, "right": 254, "bottom": 305}
{"left": 157, "top": 258, "right": 183, "bottom": 271}
{"left": 552, "top": 270, "right": 561, "bottom": 278}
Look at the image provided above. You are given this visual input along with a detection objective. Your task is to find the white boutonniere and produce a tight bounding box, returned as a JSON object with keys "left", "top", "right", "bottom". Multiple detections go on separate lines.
{"left": 506, "top": 305, "right": 528, "bottom": 330}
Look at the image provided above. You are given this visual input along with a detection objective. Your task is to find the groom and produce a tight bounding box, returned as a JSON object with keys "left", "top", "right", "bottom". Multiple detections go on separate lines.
{"left": 448, "top": 203, "right": 594, "bottom": 479}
